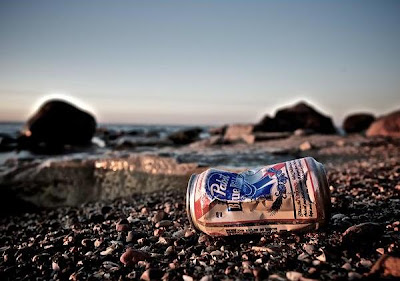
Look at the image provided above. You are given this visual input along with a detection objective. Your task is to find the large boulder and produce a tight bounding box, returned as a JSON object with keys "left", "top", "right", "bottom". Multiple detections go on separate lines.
{"left": 254, "top": 101, "right": 336, "bottom": 134}
{"left": 21, "top": 100, "right": 97, "bottom": 149}
{"left": 366, "top": 110, "right": 400, "bottom": 138}
{"left": 343, "top": 113, "right": 375, "bottom": 133}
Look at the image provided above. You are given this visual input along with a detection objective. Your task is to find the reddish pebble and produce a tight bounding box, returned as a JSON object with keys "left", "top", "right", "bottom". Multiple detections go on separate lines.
{"left": 120, "top": 248, "right": 150, "bottom": 265}
{"left": 116, "top": 219, "right": 130, "bottom": 232}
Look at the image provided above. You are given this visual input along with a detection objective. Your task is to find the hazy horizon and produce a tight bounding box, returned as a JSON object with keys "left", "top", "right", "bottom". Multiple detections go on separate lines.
{"left": 1, "top": 1, "right": 399, "bottom": 126}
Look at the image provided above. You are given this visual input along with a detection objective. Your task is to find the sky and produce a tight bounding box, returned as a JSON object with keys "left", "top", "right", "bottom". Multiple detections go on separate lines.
{"left": 0, "top": 0, "right": 399, "bottom": 125}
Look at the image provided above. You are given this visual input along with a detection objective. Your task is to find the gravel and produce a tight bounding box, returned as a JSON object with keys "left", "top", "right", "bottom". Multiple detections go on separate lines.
{"left": 0, "top": 138, "right": 399, "bottom": 280}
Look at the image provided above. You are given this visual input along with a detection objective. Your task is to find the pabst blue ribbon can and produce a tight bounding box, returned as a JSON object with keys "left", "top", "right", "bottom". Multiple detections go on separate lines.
{"left": 186, "top": 157, "right": 330, "bottom": 236}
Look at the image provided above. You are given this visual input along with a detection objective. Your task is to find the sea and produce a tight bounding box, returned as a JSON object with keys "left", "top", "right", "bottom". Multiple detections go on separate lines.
{"left": 0, "top": 122, "right": 208, "bottom": 138}
{"left": 0, "top": 122, "right": 211, "bottom": 166}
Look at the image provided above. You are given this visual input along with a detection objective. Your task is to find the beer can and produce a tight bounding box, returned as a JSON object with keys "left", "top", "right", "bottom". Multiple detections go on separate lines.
{"left": 186, "top": 157, "right": 330, "bottom": 236}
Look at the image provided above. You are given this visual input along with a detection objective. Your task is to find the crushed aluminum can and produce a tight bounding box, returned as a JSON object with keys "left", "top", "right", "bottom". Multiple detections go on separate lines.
{"left": 186, "top": 157, "right": 330, "bottom": 236}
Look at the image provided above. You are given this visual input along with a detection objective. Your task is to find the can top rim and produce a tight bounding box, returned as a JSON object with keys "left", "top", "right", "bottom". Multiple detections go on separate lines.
{"left": 186, "top": 174, "right": 200, "bottom": 232}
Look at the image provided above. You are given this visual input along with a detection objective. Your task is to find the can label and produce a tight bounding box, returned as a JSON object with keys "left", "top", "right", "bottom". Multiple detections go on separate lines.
{"left": 188, "top": 157, "right": 324, "bottom": 236}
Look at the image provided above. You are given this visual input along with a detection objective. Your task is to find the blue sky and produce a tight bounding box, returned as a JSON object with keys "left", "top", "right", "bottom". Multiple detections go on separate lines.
{"left": 0, "top": 0, "right": 399, "bottom": 125}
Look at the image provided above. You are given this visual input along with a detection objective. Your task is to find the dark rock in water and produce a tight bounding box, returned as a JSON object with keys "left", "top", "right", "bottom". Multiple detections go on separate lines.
{"left": 21, "top": 100, "right": 96, "bottom": 150}
{"left": 0, "top": 133, "right": 17, "bottom": 152}
{"left": 343, "top": 113, "right": 375, "bottom": 133}
{"left": 97, "top": 128, "right": 123, "bottom": 142}
{"left": 367, "top": 110, "right": 400, "bottom": 138}
{"left": 209, "top": 125, "right": 227, "bottom": 135}
{"left": 126, "top": 130, "right": 142, "bottom": 136}
{"left": 188, "top": 135, "right": 226, "bottom": 148}
{"left": 254, "top": 101, "right": 336, "bottom": 134}
{"left": 168, "top": 128, "right": 202, "bottom": 145}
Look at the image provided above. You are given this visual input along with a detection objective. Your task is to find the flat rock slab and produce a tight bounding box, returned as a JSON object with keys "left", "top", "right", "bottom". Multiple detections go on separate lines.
{"left": 0, "top": 154, "right": 205, "bottom": 208}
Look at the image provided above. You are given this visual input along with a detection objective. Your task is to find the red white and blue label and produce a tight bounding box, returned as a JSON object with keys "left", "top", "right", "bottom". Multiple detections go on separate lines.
{"left": 205, "top": 164, "right": 288, "bottom": 205}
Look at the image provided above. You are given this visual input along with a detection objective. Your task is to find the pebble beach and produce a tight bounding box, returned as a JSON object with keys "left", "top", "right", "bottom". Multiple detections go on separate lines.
{"left": 1, "top": 133, "right": 399, "bottom": 281}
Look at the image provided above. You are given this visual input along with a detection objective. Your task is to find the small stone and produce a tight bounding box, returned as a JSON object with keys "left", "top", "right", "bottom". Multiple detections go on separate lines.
{"left": 299, "top": 141, "right": 312, "bottom": 151}
{"left": 184, "top": 229, "right": 195, "bottom": 238}
{"left": 348, "top": 272, "right": 362, "bottom": 280}
{"left": 225, "top": 266, "right": 233, "bottom": 275}
{"left": 303, "top": 244, "right": 314, "bottom": 255}
{"left": 376, "top": 248, "right": 385, "bottom": 255}
{"left": 182, "top": 275, "right": 194, "bottom": 281}
{"left": 359, "top": 258, "right": 372, "bottom": 268}
{"left": 165, "top": 246, "right": 175, "bottom": 256}
{"left": 140, "top": 268, "right": 163, "bottom": 281}
{"left": 286, "top": 271, "right": 302, "bottom": 281}
{"left": 100, "top": 246, "right": 115, "bottom": 256}
{"left": 127, "top": 216, "right": 140, "bottom": 224}
{"left": 52, "top": 261, "right": 60, "bottom": 271}
{"left": 157, "top": 237, "right": 170, "bottom": 245}
{"left": 172, "top": 229, "right": 185, "bottom": 239}
{"left": 116, "top": 219, "right": 130, "bottom": 232}
{"left": 308, "top": 268, "right": 317, "bottom": 275}
{"left": 297, "top": 252, "right": 310, "bottom": 262}
{"left": 342, "top": 262, "right": 352, "bottom": 271}
{"left": 199, "top": 276, "right": 213, "bottom": 281}
{"left": 243, "top": 268, "right": 252, "bottom": 274}
{"left": 120, "top": 248, "right": 150, "bottom": 265}
{"left": 251, "top": 246, "right": 274, "bottom": 253}
{"left": 268, "top": 274, "right": 286, "bottom": 281}
{"left": 153, "top": 228, "right": 165, "bottom": 236}
{"left": 316, "top": 251, "right": 326, "bottom": 262}
{"left": 126, "top": 231, "right": 135, "bottom": 243}
{"left": 155, "top": 220, "right": 173, "bottom": 228}
{"left": 312, "top": 260, "right": 321, "bottom": 266}
{"left": 127, "top": 271, "right": 137, "bottom": 279}
{"left": 253, "top": 267, "right": 269, "bottom": 280}
{"left": 140, "top": 207, "right": 150, "bottom": 215}
{"left": 210, "top": 250, "right": 222, "bottom": 256}
{"left": 300, "top": 278, "right": 319, "bottom": 281}
{"left": 89, "top": 213, "right": 104, "bottom": 223}
{"left": 242, "top": 260, "right": 252, "bottom": 268}
{"left": 198, "top": 234, "right": 209, "bottom": 243}
{"left": 152, "top": 211, "right": 165, "bottom": 223}
{"left": 103, "top": 261, "right": 120, "bottom": 270}
{"left": 332, "top": 213, "right": 346, "bottom": 220}
{"left": 101, "top": 205, "right": 112, "bottom": 215}
{"left": 94, "top": 238, "right": 103, "bottom": 248}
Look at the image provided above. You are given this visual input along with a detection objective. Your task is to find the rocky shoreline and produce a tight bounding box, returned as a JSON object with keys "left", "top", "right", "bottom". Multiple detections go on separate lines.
{"left": 1, "top": 135, "right": 399, "bottom": 280}
{"left": 1, "top": 100, "right": 400, "bottom": 280}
